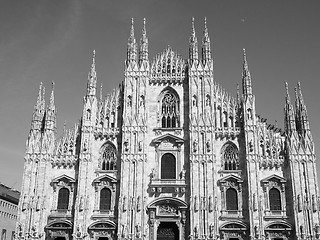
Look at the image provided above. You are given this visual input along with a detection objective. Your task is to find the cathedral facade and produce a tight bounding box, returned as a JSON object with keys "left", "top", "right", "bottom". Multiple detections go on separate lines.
{"left": 16, "top": 18, "right": 320, "bottom": 240}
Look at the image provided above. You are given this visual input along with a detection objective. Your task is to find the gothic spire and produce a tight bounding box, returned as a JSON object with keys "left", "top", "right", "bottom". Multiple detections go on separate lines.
{"left": 48, "top": 82, "right": 55, "bottom": 112}
{"left": 127, "top": 18, "right": 137, "bottom": 64}
{"left": 295, "top": 82, "right": 310, "bottom": 132}
{"left": 87, "top": 50, "right": 97, "bottom": 96}
{"left": 201, "top": 17, "right": 211, "bottom": 63}
{"left": 189, "top": 17, "right": 198, "bottom": 63}
{"left": 284, "top": 82, "right": 296, "bottom": 133}
{"left": 139, "top": 18, "right": 149, "bottom": 65}
{"left": 242, "top": 49, "right": 253, "bottom": 97}
{"left": 31, "top": 82, "right": 45, "bottom": 130}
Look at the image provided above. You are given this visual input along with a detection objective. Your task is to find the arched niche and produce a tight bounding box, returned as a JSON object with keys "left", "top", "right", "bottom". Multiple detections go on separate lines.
{"left": 147, "top": 197, "right": 187, "bottom": 240}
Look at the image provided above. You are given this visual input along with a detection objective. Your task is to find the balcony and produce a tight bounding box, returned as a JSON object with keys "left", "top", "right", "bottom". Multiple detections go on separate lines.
{"left": 92, "top": 209, "right": 115, "bottom": 219}
{"left": 49, "top": 209, "right": 72, "bottom": 220}
{"left": 220, "top": 210, "right": 243, "bottom": 220}
{"left": 264, "top": 209, "right": 287, "bottom": 219}
{"left": 149, "top": 179, "right": 186, "bottom": 194}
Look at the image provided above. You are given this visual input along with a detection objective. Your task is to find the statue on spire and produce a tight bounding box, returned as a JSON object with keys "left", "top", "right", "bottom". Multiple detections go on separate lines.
{"left": 201, "top": 17, "right": 211, "bottom": 63}
{"left": 139, "top": 18, "right": 149, "bottom": 65}
{"left": 87, "top": 50, "right": 97, "bottom": 96}
{"left": 189, "top": 17, "right": 198, "bottom": 63}
{"left": 242, "top": 48, "right": 252, "bottom": 97}
{"left": 127, "top": 18, "right": 137, "bottom": 64}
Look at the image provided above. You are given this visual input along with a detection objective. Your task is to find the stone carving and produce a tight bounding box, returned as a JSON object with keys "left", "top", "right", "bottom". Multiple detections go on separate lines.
{"left": 194, "top": 225, "right": 199, "bottom": 238}
{"left": 193, "top": 139, "right": 198, "bottom": 152}
{"left": 209, "top": 223, "right": 214, "bottom": 238}
{"left": 209, "top": 195, "right": 213, "bottom": 212}
{"left": 206, "top": 139, "right": 211, "bottom": 152}
{"left": 35, "top": 196, "right": 41, "bottom": 211}
{"left": 123, "top": 196, "right": 127, "bottom": 212}
{"left": 22, "top": 195, "right": 28, "bottom": 211}
{"left": 159, "top": 204, "right": 177, "bottom": 214}
{"left": 79, "top": 195, "right": 84, "bottom": 211}
{"left": 180, "top": 169, "right": 186, "bottom": 179}
{"left": 121, "top": 224, "right": 127, "bottom": 238}
{"left": 194, "top": 195, "right": 198, "bottom": 211}
{"left": 135, "top": 223, "right": 141, "bottom": 238}
{"left": 137, "top": 196, "right": 141, "bottom": 212}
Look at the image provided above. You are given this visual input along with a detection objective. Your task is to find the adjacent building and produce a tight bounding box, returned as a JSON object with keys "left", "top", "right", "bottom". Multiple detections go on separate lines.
{"left": 0, "top": 183, "right": 20, "bottom": 240}
{"left": 15, "top": 18, "right": 320, "bottom": 240}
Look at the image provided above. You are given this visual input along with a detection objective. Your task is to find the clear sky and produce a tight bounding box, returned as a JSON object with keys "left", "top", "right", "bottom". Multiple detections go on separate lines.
{"left": 0, "top": 0, "right": 319, "bottom": 190}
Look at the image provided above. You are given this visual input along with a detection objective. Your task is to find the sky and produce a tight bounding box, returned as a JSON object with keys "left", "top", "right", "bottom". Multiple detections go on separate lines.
{"left": 0, "top": 0, "right": 320, "bottom": 191}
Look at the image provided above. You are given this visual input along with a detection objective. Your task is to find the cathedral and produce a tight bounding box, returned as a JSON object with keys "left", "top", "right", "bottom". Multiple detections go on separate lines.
{"left": 16, "top": 18, "right": 320, "bottom": 240}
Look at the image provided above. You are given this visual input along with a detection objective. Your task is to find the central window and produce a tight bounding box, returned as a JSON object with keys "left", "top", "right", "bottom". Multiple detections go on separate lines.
{"left": 100, "top": 188, "right": 111, "bottom": 211}
{"left": 57, "top": 188, "right": 69, "bottom": 210}
{"left": 269, "top": 188, "right": 281, "bottom": 211}
{"left": 101, "top": 143, "right": 117, "bottom": 170}
{"left": 226, "top": 188, "right": 238, "bottom": 210}
{"left": 161, "top": 153, "right": 176, "bottom": 179}
{"left": 160, "top": 90, "right": 179, "bottom": 128}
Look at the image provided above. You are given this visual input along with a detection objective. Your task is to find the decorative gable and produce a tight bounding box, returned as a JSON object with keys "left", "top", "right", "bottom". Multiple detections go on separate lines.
{"left": 51, "top": 175, "right": 75, "bottom": 192}
{"left": 151, "top": 133, "right": 184, "bottom": 151}
{"left": 93, "top": 174, "right": 117, "bottom": 192}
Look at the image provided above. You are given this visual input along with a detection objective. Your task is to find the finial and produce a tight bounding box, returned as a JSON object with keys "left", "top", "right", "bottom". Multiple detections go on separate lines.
{"left": 142, "top": 18, "right": 147, "bottom": 37}
{"left": 243, "top": 48, "right": 247, "bottom": 60}
{"left": 191, "top": 17, "right": 195, "bottom": 36}
{"left": 130, "top": 18, "right": 135, "bottom": 38}
{"left": 236, "top": 83, "right": 240, "bottom": 102}
{"left": 99, "top": 83, "right": 103, "bottom": 101}
{"left": 204, "top": 17, "right": 207, "bottom": 30}
{"left": 92, "top": 49, "right": 96, "bottom": 65}
{"left": 285, "top": 82, "right": 289, "bottom": 95}
{"left": 49, "top": 82, "right": 55, "bottom": 104}
{"left": 63, "top": 120, "right": 67, "bottom": 133}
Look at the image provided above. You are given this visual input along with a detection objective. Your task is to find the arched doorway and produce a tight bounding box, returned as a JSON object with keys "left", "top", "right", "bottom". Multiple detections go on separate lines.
{"left": 157, "top": 222, "right": 179, "bottom": 240}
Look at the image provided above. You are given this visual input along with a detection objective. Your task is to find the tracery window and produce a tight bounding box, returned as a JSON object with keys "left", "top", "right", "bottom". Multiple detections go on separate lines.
{"left": 101, "top": 144, "right": 117, "bottom": 170}
{"left": 226, "top": 188, "right": 238, "bottom": 210}
{"left": 100, "top": 188, "right": 112, "bottom": 211}
{"left": 161, "top": 91, "right": 179, "bottom": 128}
{"left": 222, "top": 143, "right": 239, "bottom": 170}
{"left": 57, "top": 188, "right": 69, "bottom": 210}
{"left": 269, "top": 188, "right": 281, "bottom": 210}
{"left": 161, "top": 153, "right": 176, "bottom": 179}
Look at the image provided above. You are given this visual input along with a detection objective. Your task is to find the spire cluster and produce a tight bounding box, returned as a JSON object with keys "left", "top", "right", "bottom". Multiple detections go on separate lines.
{"left": 126, "top": 18, "right": 149, "bottom": 67}
{"left": 188, "top": 17, "right": 212, "bottom": 65}
{"left": 284, "top": 82, "right": 310, "bottom": 136}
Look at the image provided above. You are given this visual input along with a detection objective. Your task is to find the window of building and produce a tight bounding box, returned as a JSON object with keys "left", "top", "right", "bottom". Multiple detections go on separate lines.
{"left": 161, "top": 91, "right": 179, "bottom": 128}
{"left": 269, "top": 188, "right": 281, "bottom": 210}
{"left": 2, "top": 229, "right": 6, "bottom": 240}
{"left": 101, "top": 144, "right": 117, "bottom": 170}
{"left": 161, "top": 153, "right": 176, "bottom": 179}
{"left": 57, "top": 188, "right": 69, "bottom": 210}
{"left": 100, "top": 188, "right": 111, "bottom": 211}
{"left": 226, "top": 188, "right": 238, "bottom": 210}
{"left": 222, "top": 143, "right": 239, "bottom": 170}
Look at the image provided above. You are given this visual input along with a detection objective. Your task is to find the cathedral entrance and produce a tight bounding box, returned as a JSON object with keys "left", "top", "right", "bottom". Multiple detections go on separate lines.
{"left": 98, "top": 238, "right": 109, "bottom": 240}
{"left": 157, "top": 222, "right": 179, "bottom": 240}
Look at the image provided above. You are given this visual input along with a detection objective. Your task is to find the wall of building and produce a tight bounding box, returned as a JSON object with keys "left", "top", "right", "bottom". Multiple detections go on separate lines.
{"left": 0, "top": 183, "right": 20, "bottom": 240}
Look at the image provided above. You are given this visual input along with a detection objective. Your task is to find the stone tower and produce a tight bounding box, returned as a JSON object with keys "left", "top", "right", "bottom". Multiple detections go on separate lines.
{"left": 16, "top": 18, "right": 320, "bottom": 240}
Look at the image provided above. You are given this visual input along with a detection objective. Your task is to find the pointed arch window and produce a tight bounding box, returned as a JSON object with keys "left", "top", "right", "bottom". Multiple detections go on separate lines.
{"left": 57, "top": 188, "right": 69, "bottom": 210}
{"left": 101, "top": 144, "right": 117, "bottom": 170}
{"left": 100, "top": 188, "right": 112, "bottom": 211}
{"left": 222, "top": 143, "right": 239, "bottom": 171}
{"left": 161, "top": 153, "right": 176, "bottom": 179}
{"left": 226, "top": 188, "right": 238, "bottom": 210}
{"left": 161, "top": 91, "right": 179, "bottom": 128}
{"left": 269, "top": 188, "right": 281, "bottom": 211}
